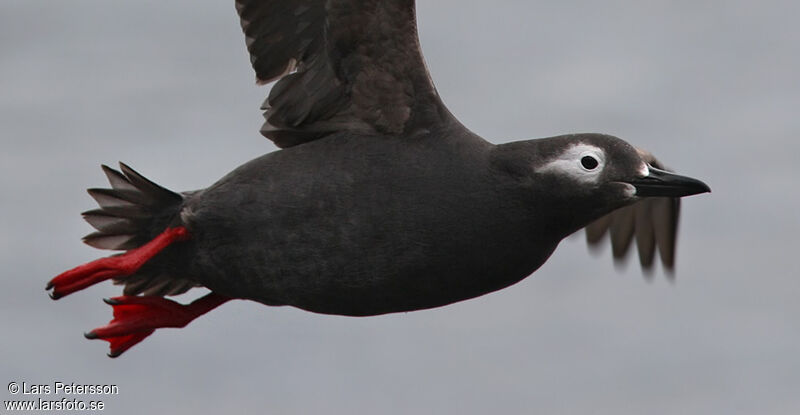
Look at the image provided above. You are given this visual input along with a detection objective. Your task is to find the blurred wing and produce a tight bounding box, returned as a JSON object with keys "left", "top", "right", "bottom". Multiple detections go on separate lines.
{"left": 236, "top": 0, "right": 455, "bottom": 148}
{"left": 585, "top": 149, "right": 681, "bottom": 277}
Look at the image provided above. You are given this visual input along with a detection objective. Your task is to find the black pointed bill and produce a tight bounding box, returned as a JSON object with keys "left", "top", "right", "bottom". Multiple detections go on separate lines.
{"left": 627, "top": 166, "right": 711, "bottom": 198}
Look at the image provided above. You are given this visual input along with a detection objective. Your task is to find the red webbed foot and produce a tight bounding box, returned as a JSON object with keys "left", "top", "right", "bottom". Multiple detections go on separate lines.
{"left": 85, "top": 293, "right": 230, "bottom": 357}
{"left": 47, "top": 227, "right": 190, "bottom": 299}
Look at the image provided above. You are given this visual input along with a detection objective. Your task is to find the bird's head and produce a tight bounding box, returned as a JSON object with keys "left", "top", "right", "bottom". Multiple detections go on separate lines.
{"left": 493, "top": 133, "right": 710, "bottom": 236}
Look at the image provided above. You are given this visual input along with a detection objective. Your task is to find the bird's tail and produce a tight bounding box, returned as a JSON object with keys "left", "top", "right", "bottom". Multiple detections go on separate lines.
{"left": 82, "top": 163, "right": 184, "bottom": 251}
{"left": 78, "top": 163, "right": 197, "bottom": 296}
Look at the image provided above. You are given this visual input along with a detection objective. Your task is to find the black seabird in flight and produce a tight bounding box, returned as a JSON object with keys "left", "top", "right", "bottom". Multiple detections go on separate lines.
{"left": 48, "top": 0, "right": 710, "bottom": 357}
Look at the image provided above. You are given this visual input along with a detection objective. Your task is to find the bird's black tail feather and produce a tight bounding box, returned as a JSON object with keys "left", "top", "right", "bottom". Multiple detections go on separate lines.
{"left": 81, "top": 163, "right": 197, "bottom": 296}
{"left": 82, "top": 163, "right": 184, "bottom": 251}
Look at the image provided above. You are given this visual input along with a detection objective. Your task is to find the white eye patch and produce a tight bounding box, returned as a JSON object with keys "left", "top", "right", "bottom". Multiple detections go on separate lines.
{"left": 639, "top": 162, "right": 650, "bottom": 177}
{"left": 536, "top": 144, "right": 606, "bottom": 184}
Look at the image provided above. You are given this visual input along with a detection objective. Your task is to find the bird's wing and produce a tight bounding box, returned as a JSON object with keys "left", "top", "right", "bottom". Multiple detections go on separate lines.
{"left": 235, "top": 0, "right": 455, "bottom": 148}
{"left": 584, "top": 150, "right": 681, "bottom": 277}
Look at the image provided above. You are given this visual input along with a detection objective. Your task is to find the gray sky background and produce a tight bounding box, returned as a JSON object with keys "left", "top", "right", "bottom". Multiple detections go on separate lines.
{"left": 2, "top": 1, "right": 798, "bottom": 414}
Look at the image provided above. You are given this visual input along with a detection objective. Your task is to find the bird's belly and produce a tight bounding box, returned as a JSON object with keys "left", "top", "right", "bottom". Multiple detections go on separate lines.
{"left": 186, "top": 202, "right": 552, "bottom": 316}
{"left": 202, "top": 244, "right": 548, "bottom": 316}
{"left": 188, "top": 206, "right": 556, "bottom": 315}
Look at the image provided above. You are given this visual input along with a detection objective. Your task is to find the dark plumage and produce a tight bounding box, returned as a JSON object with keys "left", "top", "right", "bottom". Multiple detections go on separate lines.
{"left": 48, "top": 0, "right": 709, "bottom": 357}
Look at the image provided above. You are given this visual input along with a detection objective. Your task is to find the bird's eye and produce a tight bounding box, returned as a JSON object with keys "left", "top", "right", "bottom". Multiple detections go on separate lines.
{"left": 581, "top": 155, "right": 599, "bottom": 170}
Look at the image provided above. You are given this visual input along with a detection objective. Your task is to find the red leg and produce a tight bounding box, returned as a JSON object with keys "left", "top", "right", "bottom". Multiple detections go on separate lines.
{"left": 47, "top": 227, "right": 190, "bottom": 299}
{"left": 85, "top": 293, "right": 231, "bottom": 357}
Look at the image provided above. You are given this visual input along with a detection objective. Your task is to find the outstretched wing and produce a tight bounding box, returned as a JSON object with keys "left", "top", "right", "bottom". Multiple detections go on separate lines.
{"left": 235, "top": 0, "right": 455, "bottom": 148}
{"left": 585, "top": 150, "right": 681, "bottom": 276}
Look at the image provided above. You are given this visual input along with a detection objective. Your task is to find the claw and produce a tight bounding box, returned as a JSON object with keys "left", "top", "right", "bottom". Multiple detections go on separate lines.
{"left": 103, "top": 297, "right": 121, "bottom": 305}
{"left": 86, "top": 293, "right": 230, "bottom": 357}
{"left": 47, "top": 227, "right": 190, "bottom": 299}
{"left": 105, "top": 331, "right": 155, "bottom": 358}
